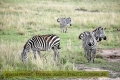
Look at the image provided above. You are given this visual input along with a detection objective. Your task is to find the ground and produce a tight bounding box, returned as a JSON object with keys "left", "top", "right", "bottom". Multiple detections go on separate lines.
{"left": 46, "top": 49, "right": 120, "bottom": 80}
{"left": 98, "top": 48, "right": 120, "bottom": 62}
{"left": 0, "top": 0, "right": 120, "bottom": 80}
{"left": 74, "top": 49, "right": 120, "bottom": 80}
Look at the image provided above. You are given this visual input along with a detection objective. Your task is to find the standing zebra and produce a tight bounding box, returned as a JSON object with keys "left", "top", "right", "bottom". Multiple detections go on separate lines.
{"left": 21, "top": 34, "right": 61, "bottom": 63}
{"left": 57, "top": 17, "right": 72, "bottom": 33}
{"left": 79, "top": 31, "right": 98, "bottom": 63}
{"left": 92, "top": 27, "right": 107, "bottom": 42}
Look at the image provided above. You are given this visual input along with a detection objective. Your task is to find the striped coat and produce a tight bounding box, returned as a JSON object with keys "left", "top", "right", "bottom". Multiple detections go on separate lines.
{"left": 21, "top": 34, "right": 60, "bottom": 62}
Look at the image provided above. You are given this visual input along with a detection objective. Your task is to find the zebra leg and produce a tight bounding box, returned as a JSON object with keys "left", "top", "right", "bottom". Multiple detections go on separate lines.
{"left": 56, "top": 49, "right": 59, "bottom": 60}
{"left": 33, "top": 50, "right": 37, "bottom": 59}
{"left": 61, "top": 27, "right": 63, "bottom": 33}
{"left": 62, "top": 26, "right": 65, "bottom": 33}
{"left": 54, "top": 49, "right": 57, "bottom": 61}
{"left": 90, "top": 50, "right": 92, "bottom": 61}
{"left": 53, "top": 48, "right": 59, "bottom": 62}
{"left": 84, "top": 49, "right": 87, "bottom": 58}
{"left": 92, "top": 49, "right": 96, "bottom": 63}
{"left": 86, "top": 51, "right": 89, "bottom": 63}
{"left": 65, "top": 26, "right": 68, "bottom": 33}
{"left": 37, "top": 50, "right": 41, "bottom": 58}
{"left": 60, "top": 26, "right": 63, "bottom": 33}
{"left": 87, "top": 50, "right": 91, "bottom": 63}
{"left": 87, "top": 55, "right": 90, "bottom": 63}
{"left": 21, "top": 49, "right": 28, "bottom": 63}
{"left": 63, "top": 27, "right": 65, "bottom": 33}
{"left": 62, "top": 28, "right": 64, "bottom": 33}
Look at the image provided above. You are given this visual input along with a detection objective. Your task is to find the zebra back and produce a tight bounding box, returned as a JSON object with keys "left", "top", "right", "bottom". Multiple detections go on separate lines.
{"left": 57, "top": 17, "right": 72, "bottom": 26}
{"left": 22, "top": 34, "right": 60, "bottom": 53}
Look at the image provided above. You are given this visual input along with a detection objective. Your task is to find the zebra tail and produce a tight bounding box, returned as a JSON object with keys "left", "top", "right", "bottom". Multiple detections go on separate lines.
{"left": 58, "top": 47, "right": 61, "bottom": 49}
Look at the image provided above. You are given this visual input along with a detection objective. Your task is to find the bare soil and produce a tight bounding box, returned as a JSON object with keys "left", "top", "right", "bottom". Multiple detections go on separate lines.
{"left": 97, "top": 48, "right": 120, "bottom": 62}
{"left": 45, "top": 49, "right": 120, "bottom": 80}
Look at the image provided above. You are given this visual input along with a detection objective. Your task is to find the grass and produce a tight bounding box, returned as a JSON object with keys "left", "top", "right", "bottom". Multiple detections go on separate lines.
{"left": 0, "top": 0, "right": 120, "bottom": 79}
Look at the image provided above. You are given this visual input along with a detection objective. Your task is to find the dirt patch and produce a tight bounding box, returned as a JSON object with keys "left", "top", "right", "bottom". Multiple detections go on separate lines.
{"left": 73, "top": 64, "right": 120, "bottom": 80}
{"left": 51, "top": 49, "right": 120, "bottom": 80}
{"left": 71, "top": 49, "right": 120, "bottom": 80}
{"left": 75, "top": 8, "right": 99, "bottom": 12}
{"left": 97, "top": 48, "right": 120, "bottom": 62}
{"left": 75, "top": 64, "right": 101, "bottom": 71}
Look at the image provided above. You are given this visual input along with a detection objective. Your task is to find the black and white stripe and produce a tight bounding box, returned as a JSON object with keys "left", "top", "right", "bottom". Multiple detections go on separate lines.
{"left": 79, "top": 31, "right": 98, "bottom": 63}
{"left": 21, "top": 34, "right": 60, "bottom": 62}
{"left": 92, "top": 27, "right": 107, "bottom": 42}
{"left": 57, "top": 17, "right": 72, "bottom": 33}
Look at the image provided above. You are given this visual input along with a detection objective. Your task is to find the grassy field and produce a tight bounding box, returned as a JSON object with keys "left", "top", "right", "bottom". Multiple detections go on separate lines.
{"left": 0, "top": 0, "right": 120, "bottom": 79}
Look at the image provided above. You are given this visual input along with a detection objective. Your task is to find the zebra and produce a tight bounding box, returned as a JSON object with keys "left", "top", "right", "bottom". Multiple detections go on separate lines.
{"left": 21, "top": 34, "right": 61, "bottom": 63}
{"left": 92, "top": 27, "right": 107, "bottom": 42}
{"left": 79, "top": 31, "right": 98, "bottom": 63}
{"left": 57, "top": 17, "right": 72, "bottom": 33}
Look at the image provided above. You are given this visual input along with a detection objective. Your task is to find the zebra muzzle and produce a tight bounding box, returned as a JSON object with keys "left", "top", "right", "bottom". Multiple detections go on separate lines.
{"left": 103, "top": 36, "right": 107, "bottom": 40}
{"left": 88, "top": 42, "right": 92, "bottom": 46}
{"left": 99, "top": 38, "right": 102, "bottom": 41}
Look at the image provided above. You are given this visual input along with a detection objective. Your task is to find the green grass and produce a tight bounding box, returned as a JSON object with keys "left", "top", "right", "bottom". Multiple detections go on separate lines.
{"left": 0, "top": 0, "right": 120, "bottom": 79}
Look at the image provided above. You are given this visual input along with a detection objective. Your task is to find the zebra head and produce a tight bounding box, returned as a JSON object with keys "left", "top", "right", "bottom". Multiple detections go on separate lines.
{"left": 92, "top": 27, "right": 107, "bottom": 42}
{"left": 79, "top": 31, "right": 95, "bottom": 46}
{"left": 21, "top": 49, "right": 28, "bottom": 62}
{"left": 79, "top": 31, "right": 91, "bottom": 40}
{"left": 66, "top": 17, "right": 72, "bottom": 26}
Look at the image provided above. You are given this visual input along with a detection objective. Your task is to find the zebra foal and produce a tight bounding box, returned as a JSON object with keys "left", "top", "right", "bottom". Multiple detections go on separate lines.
{"left": 79, "top": 31, "right": 98, "bottom": 63}
{"left": 57, "top": 17, "right": 72, "bottom": 33}
{"left": 21, "top": 34, "right": 61, "bottom": 63}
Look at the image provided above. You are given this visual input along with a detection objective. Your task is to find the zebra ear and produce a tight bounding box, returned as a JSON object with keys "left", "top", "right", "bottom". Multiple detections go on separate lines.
{"left": 57, "top": 18, "right": 60, "bottom": 22}
{"left": 79, "top": 34, "right": 81, "bottom": 39}
{"left": 79, "top": 33, "right": 83, "bottom": 40}
{"left": 104, "top": 27, "right": 106, "bottom": 30}
{"left": 98, "top": 27, "right": 101, "bottom": 30}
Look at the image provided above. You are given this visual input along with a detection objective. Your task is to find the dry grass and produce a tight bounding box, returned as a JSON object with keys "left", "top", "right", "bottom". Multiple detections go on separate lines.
{"left": 0, "top": 40, "right": 77, "bottom": 71}
{"left": 0, "top": 0, "right": 120, "bottom": 31}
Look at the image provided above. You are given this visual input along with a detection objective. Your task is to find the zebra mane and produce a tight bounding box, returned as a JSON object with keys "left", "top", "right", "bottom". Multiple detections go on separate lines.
{"left": 92, "top": 27, "right": 100, "bottom": 33}
{"left": 23, "top": 40, "right": 29, "bottom": 49}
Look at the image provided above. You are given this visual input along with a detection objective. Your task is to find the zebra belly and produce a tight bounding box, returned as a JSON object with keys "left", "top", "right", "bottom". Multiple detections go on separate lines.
{"left": 31, "top": 46, "right": 50, "bottom": 51}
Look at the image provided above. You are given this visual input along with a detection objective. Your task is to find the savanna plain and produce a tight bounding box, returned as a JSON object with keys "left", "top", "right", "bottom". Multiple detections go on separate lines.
{"left": 0, "top": 0, "right": 120, "bottom": 79}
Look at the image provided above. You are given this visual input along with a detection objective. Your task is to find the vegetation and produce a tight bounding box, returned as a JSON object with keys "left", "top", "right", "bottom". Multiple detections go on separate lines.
{"left": 0, "top": 0, "right": 120, "bottom": 79}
